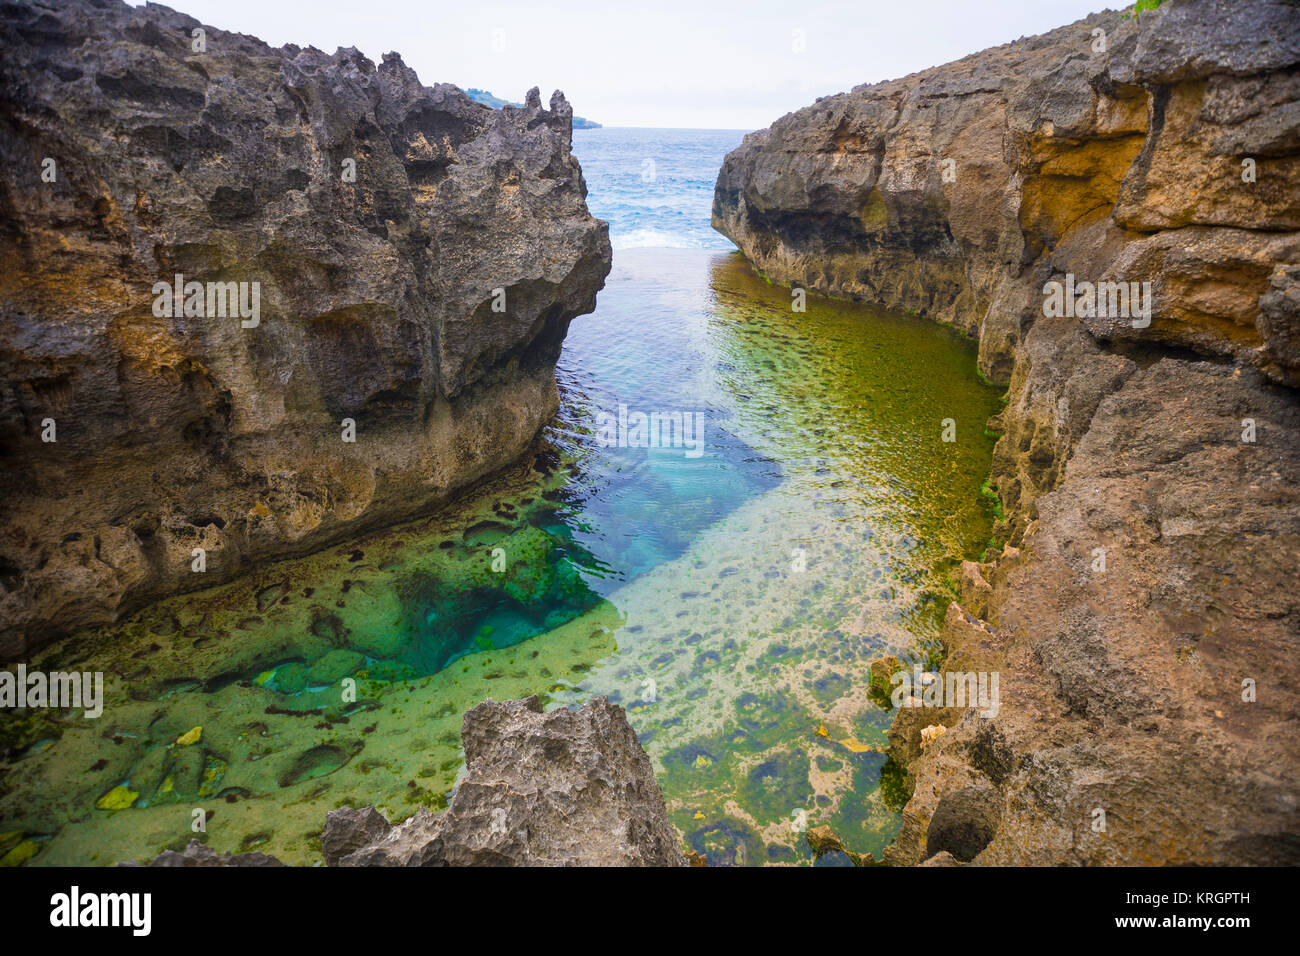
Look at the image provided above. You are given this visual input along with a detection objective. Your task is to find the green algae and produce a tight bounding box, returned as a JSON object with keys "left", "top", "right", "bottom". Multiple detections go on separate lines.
{"left": 980, "top": 479, "right": 1006, "bottom": 521}
{"left": 95, "top": 785, "right": 139, "bottom": 811}
{"left": 0, "top": 838, "right": 39, "bottom": 867}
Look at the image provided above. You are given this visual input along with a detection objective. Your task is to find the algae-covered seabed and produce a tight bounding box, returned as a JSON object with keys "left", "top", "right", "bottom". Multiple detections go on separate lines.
{"left": 0, "top": 248, "right": 1002, "bottom": 867}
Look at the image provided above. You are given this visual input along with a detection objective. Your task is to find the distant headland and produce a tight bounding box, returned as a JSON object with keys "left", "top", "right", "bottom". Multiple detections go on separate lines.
{"left": 465, "top": 87, "right": 602, "bottom": 128}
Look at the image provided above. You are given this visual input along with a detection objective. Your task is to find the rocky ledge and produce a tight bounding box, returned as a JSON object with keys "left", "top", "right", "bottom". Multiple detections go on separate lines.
{"left": 0, "top": 0, "right": 611, "bottom": 654}
{"left": 715, "top": 0, "right": 1299, "bottom": 864}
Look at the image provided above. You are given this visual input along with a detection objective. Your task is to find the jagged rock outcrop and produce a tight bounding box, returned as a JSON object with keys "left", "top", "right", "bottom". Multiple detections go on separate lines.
{"left": 0, "top": 0, "right": 611, "bottom": 654}
{"left": 715, "top": 0, "right": 1299, "bottom": 387}
{"left": 323, "top": 696, "right": 688, "bottom": 866}
{"left": 715, "top": 0, "right": 1300, "bottom": 865}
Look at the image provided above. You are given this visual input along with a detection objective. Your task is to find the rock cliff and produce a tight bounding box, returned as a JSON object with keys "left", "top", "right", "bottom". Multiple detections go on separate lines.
{"left": 323, "top": 696, "right": 687, "bottom": 866}
{"left": 715, "top": 0, "right": 1300, "bottom": 864}
{"left": 0, "top": 0, "right": 611, "bottom": 654}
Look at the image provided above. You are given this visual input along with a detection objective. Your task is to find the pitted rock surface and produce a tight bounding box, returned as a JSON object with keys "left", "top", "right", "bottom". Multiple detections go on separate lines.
{"left": 325, "top": 696, "right": 687, "bottom": 866}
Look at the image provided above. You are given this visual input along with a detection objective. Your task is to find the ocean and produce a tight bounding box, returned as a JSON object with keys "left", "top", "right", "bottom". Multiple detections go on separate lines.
{"left": 572, "top": 126, "right": 748, "bottom": 250}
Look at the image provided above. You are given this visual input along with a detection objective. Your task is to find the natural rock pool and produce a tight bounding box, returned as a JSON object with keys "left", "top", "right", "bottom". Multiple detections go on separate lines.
{"left": 0, "top": 247, "right": 1001, "bottom": 866}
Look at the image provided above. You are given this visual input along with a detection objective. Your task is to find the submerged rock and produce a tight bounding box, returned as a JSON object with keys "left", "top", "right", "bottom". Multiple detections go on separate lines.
{"left": 716, "top": 0, "right": 1300, "bottom": 865}
{"left": 0, "top": 0, "right": 612, "bottom": 654}
{"left": 122, "top": 840, "right": 285, "bottom": 867}
{"left": 325, "top": 696, "right": 687, "bottom": 866}
{"left": 805, "top": 824, "right": 875, "bottom": 867}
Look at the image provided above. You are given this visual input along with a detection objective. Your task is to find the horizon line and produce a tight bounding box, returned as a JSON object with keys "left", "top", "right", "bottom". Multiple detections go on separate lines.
{"left": 576, "top": 125, "right": 757, "bottom": 132}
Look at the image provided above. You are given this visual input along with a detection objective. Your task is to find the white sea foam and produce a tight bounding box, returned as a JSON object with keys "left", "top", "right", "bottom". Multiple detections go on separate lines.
{"left": 574, "top": 127, "right": 745, "bottom": 252}
{"left": 613, "top": 228, "right": 712, "bottom": 250}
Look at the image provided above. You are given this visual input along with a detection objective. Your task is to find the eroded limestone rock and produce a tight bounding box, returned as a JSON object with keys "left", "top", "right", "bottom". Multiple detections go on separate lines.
{"left": 0, "top": 0, "right": 611, "bottom": 653}
{"left": 714, "top": 0, "right": 1300, "bottom": 387}
{"left": 325, "top": 696, "right": 687, "bottom": 866}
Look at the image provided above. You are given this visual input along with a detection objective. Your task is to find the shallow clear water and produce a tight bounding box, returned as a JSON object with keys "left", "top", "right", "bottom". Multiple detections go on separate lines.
{"left": 555, "top": 250, "right": 1003, "bottom": 863}
{"left": 0, "top": 247, "right": 1001, "bottom": 866}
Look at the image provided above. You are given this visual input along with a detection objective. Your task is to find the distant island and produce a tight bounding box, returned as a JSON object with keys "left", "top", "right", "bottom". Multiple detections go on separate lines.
{"left": 465, "top": 87, "right": 602, "bottom": 128}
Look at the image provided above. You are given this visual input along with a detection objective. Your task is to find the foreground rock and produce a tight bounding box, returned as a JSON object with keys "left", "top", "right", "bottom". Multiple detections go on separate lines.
{"left": 324, "top": 696, "right": 687, "bottom": 866}
{"left": 0, "top": 0, "right": 611, "bottom": 653}
{"left": 716, "top": 0, "right": 1300, "bottom": 864}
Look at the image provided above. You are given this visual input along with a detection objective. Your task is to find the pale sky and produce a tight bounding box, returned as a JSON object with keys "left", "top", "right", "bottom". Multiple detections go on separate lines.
{"left": 133, "top": 0, "right": 1112, "bottom": 129}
